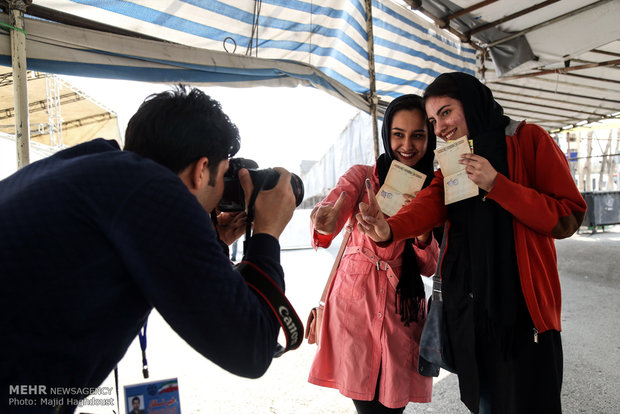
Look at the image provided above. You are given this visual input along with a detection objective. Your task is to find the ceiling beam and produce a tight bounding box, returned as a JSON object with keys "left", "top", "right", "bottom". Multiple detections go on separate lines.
{"left": 62, "top": 112, "right": 115, "bottom": 131}
{"left": 0, "top": 92, "right": 86, "bottom": 120}
{"left": 442, "top": 0, "right": 498, "bottom": 25}
{"left": 466, "top": 0, "right": 560, "bottom": 37}
{"left": 484, "top": 0, "right": 615, "bottom": 48}
{"left": 502, "top": 104, "right": 587, "bottom": 120}
{"left": 485, "top": 59, "right": 620, "bottom": 82}
{"left": 29, "top": 112, "right": 116, "bottom": 137}
{"left": 402, "top": 0, "right": 483, "bottom": 49}
{"left": 591, "top": 48, "right": 620, "bottom": 59}
{"left": 20, "top": 4, "right": 162, "bottom": 41}
{"left": 0, "top": 71, "right": 45, "bottom": 88}
{"left": 490, "top": 82, "right": 620, "bottom": 105}
{"left": 569, "top": 58, "right": 620, "bottom": 71}
{"left": 500, "top": 107, "right": 607, "bottom": 128}
{"left": 564, "top": 72, "right": 620, "bottom": 86}
{"left": 492, "top": 89, "right": 618, "bottom": 113}
{"left": 495, "top": 96, "right": 609, "bottom": 118}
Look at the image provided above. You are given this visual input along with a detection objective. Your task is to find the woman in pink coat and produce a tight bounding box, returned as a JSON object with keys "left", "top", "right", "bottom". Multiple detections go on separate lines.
{"left": 308, "top": 95, "right": 440, "bottom": 413}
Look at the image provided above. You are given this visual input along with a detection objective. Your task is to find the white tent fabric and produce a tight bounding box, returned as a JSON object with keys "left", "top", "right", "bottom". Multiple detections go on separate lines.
{"left": 303, "top": 111, "right": 375, "bottom": 199}
{"left": 0, "top": 133, "right": 56, "bottom": 179}
{"left": 1, "top": 0, "right": 476, "bottom": 111}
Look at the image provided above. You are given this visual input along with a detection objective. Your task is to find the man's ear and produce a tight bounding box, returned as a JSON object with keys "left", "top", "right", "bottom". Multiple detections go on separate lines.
{"left": 193, "top": 156, "right": 210, "bottom": 189}
{"left": 179, "top": 156, "right": 209, "bottom": 191}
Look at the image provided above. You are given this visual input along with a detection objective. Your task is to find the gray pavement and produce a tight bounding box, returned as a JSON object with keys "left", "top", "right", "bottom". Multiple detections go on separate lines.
{"left": 556, "top": 227, "right": 620, "bottom": 414}
{"left": 405, "top": 226, "right": 620, "bottom": 414}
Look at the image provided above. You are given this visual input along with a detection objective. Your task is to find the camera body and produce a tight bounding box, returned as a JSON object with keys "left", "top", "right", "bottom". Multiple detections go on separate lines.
{"left": 218, "top": 158, "right": 304, "bottom": 212}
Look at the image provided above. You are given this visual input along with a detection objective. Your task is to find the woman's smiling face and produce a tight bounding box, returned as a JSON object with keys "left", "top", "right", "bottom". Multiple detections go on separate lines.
{"left": 425, "top": 95, "right": 469, "bottom": 141}
{"left": 389, "top": 108, "right": 428, "bottom": 168}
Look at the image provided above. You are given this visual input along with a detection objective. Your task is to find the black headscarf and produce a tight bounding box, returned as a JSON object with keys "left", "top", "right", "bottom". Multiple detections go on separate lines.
{"left": 378, "top": 94, "right": 436, "bottom": 325}
{"left": 425, "top": 72, "right": 522, "bottom": 336}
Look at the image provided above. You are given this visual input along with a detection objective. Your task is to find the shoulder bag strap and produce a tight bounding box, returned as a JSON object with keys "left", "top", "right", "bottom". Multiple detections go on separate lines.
{"left": 318, "top": 166, "right": 372, "bottom": 305}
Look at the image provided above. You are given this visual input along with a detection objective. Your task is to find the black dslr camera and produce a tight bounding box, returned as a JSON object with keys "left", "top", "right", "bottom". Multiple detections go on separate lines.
{"left": 218, "top": 158, "right": 304, "bottom": 212}
{"left": 218, "top": 158, "right": 305, "bottom": 357}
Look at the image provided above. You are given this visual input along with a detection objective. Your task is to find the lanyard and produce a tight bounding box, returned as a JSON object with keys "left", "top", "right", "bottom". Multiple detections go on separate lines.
{"left": 139, "top": 319, "right": 149, "bottom": 378}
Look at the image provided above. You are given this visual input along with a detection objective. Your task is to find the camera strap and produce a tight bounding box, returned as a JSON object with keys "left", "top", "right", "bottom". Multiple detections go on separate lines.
{"left": 243, "top": 180, "right": 262, "bottom": 252}
{"left": 236, "top": 261, "right": 303, "bottom": 356}
{"left": 236, "top": 174, "right": 303, "bottom": 356}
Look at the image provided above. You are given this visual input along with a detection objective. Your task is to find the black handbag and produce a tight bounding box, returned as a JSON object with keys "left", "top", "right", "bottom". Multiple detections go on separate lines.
{"left": 418, "top": 275, "right": 456, "bottom": 377}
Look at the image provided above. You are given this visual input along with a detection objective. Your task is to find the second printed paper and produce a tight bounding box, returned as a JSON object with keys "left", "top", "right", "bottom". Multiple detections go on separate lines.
{"left": 434, "top": 136, "right": 478, "bottom": 204}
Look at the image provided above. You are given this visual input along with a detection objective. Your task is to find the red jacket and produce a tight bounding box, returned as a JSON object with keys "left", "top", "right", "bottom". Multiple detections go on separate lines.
{"left": 387, "top": 120, "right": 587, "bottom": 333}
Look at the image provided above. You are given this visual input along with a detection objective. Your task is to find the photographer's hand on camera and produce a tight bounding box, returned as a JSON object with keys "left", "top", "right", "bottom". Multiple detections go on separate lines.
{"left": 216, "top": 211, "right": 247, "bottom": 245}
{"left": 239, "top": 167, "right": 296, "bottom": 239}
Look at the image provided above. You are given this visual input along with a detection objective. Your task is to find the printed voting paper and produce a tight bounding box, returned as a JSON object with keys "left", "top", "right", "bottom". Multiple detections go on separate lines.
{"left": 377, "top": 160, "right": 426, "bottom": 216}
{"left": 434, "top": 136, "right": 478, "bottom": 204}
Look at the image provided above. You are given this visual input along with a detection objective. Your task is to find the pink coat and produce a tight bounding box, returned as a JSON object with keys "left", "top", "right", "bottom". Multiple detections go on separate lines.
{"left": 308, "top": 164, "right": 438, "bottom": 408}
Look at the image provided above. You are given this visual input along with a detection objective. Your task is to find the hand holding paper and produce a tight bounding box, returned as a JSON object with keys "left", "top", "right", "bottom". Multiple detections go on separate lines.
{"left": 459, "top": 153, "right": 498, "bottom": 192}
{"left": 434, "top": 136, "right": 479, "bottom": 204}
{"left": 376, "top": 160, "right": 427, "bottom": 216}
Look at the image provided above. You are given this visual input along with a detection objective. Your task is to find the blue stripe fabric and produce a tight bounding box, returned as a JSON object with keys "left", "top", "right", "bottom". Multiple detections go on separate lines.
{"left": 373, "top": 0, "right": 476, "bottom": 57}
{"left": 0, "top": 53, "right": 351, "bottom": 101}
{"left": 32, "top": 0, "right": 476, "bottom": 103}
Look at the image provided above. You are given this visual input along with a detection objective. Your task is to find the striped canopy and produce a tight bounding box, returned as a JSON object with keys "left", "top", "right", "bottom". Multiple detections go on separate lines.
{"left": 0, "top": 0, "right": 476, "bottom": 114}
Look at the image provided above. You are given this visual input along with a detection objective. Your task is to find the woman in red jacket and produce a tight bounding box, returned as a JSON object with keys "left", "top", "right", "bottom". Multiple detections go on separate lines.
{"left": 308, "top": 94, "right": 439, "bottom": 413}
{"left": 356, "top": 72, "right": 586, "bottom": 414}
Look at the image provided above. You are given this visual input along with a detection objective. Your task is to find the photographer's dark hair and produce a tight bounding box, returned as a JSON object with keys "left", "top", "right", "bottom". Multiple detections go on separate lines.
{"left": 124, "top": 85, "right": 241, "bottom": 175}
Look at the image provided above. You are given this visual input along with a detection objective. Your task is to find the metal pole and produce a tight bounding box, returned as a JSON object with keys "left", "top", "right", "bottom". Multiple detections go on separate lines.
{"left": 443, "top": 0, "right": 498, "bottom": 22}
{"left": 403, "top": 0, "right": 484, "bottom": 52}
{"left": 364, "top": 0, "right": 379, "bottom": 159}
{"left": 485, "top": 0, "right": 614, "bottom": 48}
{"left": 466, "top": 0, "right": 560, "bottom": 37}
{"left": 486, "top": 59, "right": 620, "bottom": 82}
{"left": 9, "top": 0, "right": 31, "bottom": 168}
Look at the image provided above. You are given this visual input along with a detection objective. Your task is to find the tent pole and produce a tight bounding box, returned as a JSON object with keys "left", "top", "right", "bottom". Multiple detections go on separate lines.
{"left": 364, "top": 0, "right": 380, "bottom": 159}
{"left": 9, "top": 0, "right": 31, "bottom": 168}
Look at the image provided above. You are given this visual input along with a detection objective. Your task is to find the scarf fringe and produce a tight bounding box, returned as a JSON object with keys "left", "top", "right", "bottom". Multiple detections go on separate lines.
{"left": 395, "top": 292, "right": 424, "bottom": 326}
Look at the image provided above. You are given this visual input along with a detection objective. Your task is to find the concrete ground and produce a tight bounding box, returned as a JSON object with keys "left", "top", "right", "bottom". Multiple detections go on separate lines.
{"left": 82, "top": 225, "right": 619, "bottom": 414}
{"left": 404, "top": 225, "right": 620, "bottom": 414}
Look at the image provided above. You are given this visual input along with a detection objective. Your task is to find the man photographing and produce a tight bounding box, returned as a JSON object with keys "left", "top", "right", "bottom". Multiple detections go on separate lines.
{"left": 0, "top": 86, "right": 297, "bottom": 413}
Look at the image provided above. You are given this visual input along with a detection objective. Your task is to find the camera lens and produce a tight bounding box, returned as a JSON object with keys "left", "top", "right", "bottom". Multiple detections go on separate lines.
{"left": 218, "top": 158, "right": 305, "bottom": 212}
{"left": 251, "top": 169, "right": 304, "bottom": 207}
{"left": 289, "top": 173, "right": 304, "bottom": 207}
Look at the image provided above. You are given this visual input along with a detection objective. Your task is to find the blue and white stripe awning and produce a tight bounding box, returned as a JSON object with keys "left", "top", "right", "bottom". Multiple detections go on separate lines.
{"left": 0, "top": 0, "right": 475, "bottom": 112}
